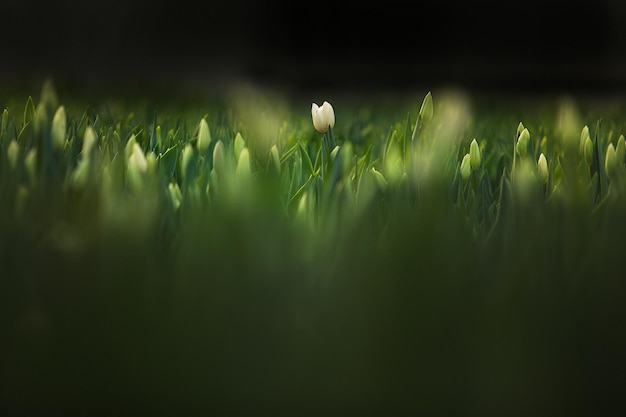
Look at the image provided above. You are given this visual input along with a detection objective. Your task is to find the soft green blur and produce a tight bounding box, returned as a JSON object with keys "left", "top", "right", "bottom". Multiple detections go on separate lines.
{"left": 1, "top": 81, "right": 625, "bottom": 416}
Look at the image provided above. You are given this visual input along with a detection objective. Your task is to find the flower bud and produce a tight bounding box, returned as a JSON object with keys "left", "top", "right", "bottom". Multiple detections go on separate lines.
{"left": 516, "top": 122, "right": 525, "bottom": 137}
{"left": 311, "top": 101, "right": 335, "bottom": 133}
{"left": 583, "top": 137, "right": 594, "bottom": 166}
{"left": 469, "top": 138, "right": 481, "bottom": 171}
{"left": 579, "top": 125, "right": 590, "bottom": 155}
{"left": 460, "top": 153, "right": 471, "bottom": 180}
{"left": 128, "top": 143, "right": 147, "bottom": 174}
{"left": 605, "top": 143, "right": 618, "bottom": 179}
{"left": 181, "top": 143, "right": 194, "bottom": 181}
{"left": 419, "top": 91, "right": 433, "bottom": 123}
{"left": 516, "top": 127, "right": 530, "bottom": 158}
{"left": 212, "top": 140, "right": 226, "bottom": 176}
{"left": 82, "top": 126, "right": 97, "bottom": 160}
{"left": 168, "top": 182, "right": 182, "bottom": 210}
{"left": 236, "top": 147, "right": 251, "bottom": 180}
{"left": 125, "top": 134, "right": 137, "bottom": 161}
{"left": 616, "top": 135, "right": 625, "bottom": 164}
{"left": 7, "top": 140, "right": 19, "bottom": 170}
{"left": 270, "top": 144, "right": 281, "bottom": 174}
{"left": 25, "top": 149, "right": 37, "bottom": 184}
{"left": 234, "top": 132, "right": 246, "bottom": 159}
{"left": 197, "top": 117, "right": 211, "bottom": 154}
{"left": 537, "top": 153, "right": 549, "bottom": 184}
{"left": 51, "top": 105, "right": 66, "bottom": 150}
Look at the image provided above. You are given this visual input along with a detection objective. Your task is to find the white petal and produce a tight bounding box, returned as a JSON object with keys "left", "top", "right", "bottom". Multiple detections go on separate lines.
{"left": 320, "top": 101, "right": 335, "bottom": 131}
{"left": 311, "top": 102, "right": 325, "bottom": 133}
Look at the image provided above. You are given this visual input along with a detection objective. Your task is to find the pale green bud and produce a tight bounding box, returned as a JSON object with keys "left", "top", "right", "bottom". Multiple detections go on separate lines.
{"left": 469, "top": 138, "right": 481, "bottom": 171}
{"left": 537, "top": 153, "right": 549, "bottom": 184}
{"left": 605, "top": 143, "right": 618, "bottom": 179}
{"left": 270, "top": 144, "right": 281, "bottom": 174}
{"left": 311, "top": 101, "right": 335, "bottom": 133}
{"left": 616, "top": 135, "right": 625, "bottom": 164}
{"left": 128, "top": 143, "right": 147, "bottom": 174}
{"left": 236, "top": 147, "right": 251, "bottom": 180}
{"left": 517, "top": 122, "right": 525, "bottom": 136}
{"left": 50, "top": 105, "right": 66, "bottom": 150}
{"left": 155, "top": 125, "right": 163, "bottom": 148}
{"left": 125, "top": 134, "right": 137, "bottom": 162}
{"left": 583, "top": 137, "right": 594, "bottom": 166}
{"left": 234, "top": 132, "right": 246, "bottom": 159}
{"left": 7, "top": 140, "right": 19, "bottom": 170}
{"left": 197, "top": 117, "right": 211, "bottom": 154}
{"left": 82, "top": 126, "right": 97, "bottom": 160}
{"left": 1, "top": 109, "right": 8, "bottom": 138}
{"left": 25, "top": 149, "right": 37, "bottom": 184}
{"left": 40, "top": 78, "right": 59, "bottom": 111}
{"left": 212, "top": 140, "right": 226, "bottom": 176}
{"left": 146, "top": 152, "right": 157, "bottom": 175}
{"left": 127, "top": 143, "right": 147, "bottom": 190}
{"left": 34, "top": 103, "right": 48, "bottom": 136}
{"left": 579, "top": 125, "right": 590, "bottom": 155}
{"left": 168, "top": 182, "right": 182, "bottom": 210}
{"left": 460, "top": 153, "right": 471, "bottom": 180}
{"left": 516, "top": 128, "right": 530, "bottom": 158}
{"left": 181, "top": 143, "right": 194, "bottom": 180}
{"left": 418, "top": 92, "right": 433, "bottom": 123}
{"left": 296, "top": 191, "right": 309, "bottom": 221}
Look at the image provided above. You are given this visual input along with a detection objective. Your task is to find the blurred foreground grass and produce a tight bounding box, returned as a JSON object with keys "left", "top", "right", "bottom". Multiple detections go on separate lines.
{"left": 1, "top": 80, "right": 625, "bottom": 416}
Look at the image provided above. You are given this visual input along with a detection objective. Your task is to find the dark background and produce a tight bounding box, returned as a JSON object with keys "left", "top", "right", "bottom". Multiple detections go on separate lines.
{"left": 1, "top": 0, "right": 626, "bottom": 98}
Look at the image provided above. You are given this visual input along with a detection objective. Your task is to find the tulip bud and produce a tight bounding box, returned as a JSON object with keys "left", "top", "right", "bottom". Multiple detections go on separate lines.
{"left": 583, "top": 137, "right": 594, "bottom": 166}
{"left": 605, "top": 143, "right": 618, "bottom": 179}
{"left": 616, "top": 135, "right": 625, "bottom": 164}
{"left": 234, "top": 132, "right": 246, "bottom": 159}
{"left": 236, "top": 147, "right": 251, "bottom": 180}
{"left": 469, "top": 138, "right": 481, "bottom": 171}
{"left": 181, "top": 143, "right": 194, "bottom": 181}
{"left": 7, "top": 140, "right": 19, "bottom": 170}
{"left": 270, "top": 144, "right": 281, "bottom": 174}
{"left": 579, "top": 125, "right": 590, "bottom": 155}
{"left": 168, "top": 182, "right": 182, "bottom": 210}
{"left": 212, "top": 140, "right": 226, "bottom": 176}
{"left": 311, "top": 101, "right": 335, "bottom": 133}
{"left": 125, "top": 134, "right": 137, "bottom": 162}
{"left": 82, "top": 126, "right": 97, "bottom": 160}
{"left": 516, "top": 128, "right": 530, "bottom": 158}
{"left": 25, "top": 149, "right": 37, "bottom": 184}
{"left": 127, "top": 143, "right": 148, "bottom": 190}
{"left": 128, "top": 143, "right": 147, "bottom": 174}
{"left": 418, "top": 91, "right": 433, "bottom": 123}
{"left": 197, "top": 117, "right": 211, "bottom": 154}
{"left": 460, "top": 153, "right": 471, "bottom": 180}
{"left": 516, "top": 122, "right": 525, "bottom": 137}
{"left": 51, "top": 105, "right": 66, "bottom": 150}
{"left": 537, "top": 153, "right": 549, "bottom": 184}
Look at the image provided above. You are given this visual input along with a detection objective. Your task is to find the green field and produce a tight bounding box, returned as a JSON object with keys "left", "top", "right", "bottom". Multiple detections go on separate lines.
{"left": 1, "top": 79, "right": 625, "bottom": 416}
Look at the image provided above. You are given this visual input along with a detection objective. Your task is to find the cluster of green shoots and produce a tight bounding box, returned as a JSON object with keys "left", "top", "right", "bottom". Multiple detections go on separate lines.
{"left": 1, "top": 81, "right": 626, "bottom": 261}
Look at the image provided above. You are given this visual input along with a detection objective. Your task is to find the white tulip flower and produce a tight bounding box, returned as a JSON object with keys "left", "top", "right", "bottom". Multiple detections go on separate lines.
{"left": 311, "top": 101, "right": 335, "bottom": 133}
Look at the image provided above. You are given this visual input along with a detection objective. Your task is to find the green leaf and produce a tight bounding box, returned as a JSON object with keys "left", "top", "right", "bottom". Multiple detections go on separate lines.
{"left": 158, "top": 145, "right": 179, "bottom": 178}
{"left": 23, "top": 96, "right": 35, "bottom": 127}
